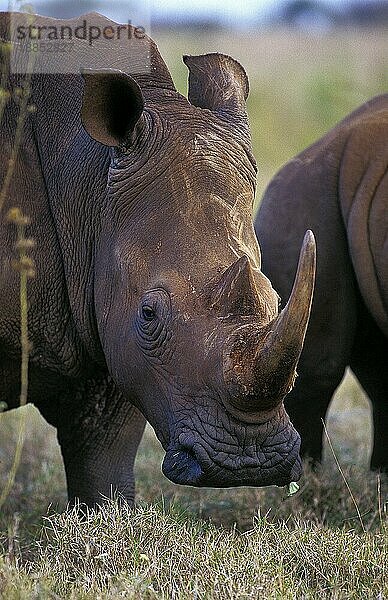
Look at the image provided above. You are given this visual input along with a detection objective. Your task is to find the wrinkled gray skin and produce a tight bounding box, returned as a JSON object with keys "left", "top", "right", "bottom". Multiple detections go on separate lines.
{"left": 256, "top": 95, "right": 388, "bottom": 471}
{"left": 0, "top": 13, "right": 315, "bottom": 506}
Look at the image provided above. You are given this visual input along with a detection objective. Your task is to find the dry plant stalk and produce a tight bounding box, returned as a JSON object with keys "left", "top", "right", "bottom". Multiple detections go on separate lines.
{"left": 0, "top": 7, "right": 37, "bottom": 508}
{"left": 322, "top": 418, "right": 366, "bottom": 533}
{"left": 0, "top": 209, "right": 35, "bottom": 510}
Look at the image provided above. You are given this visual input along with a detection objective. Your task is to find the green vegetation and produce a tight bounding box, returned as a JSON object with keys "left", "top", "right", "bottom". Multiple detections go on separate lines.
{"left": 1, "top": 28, "right": 387, "bottom": 599}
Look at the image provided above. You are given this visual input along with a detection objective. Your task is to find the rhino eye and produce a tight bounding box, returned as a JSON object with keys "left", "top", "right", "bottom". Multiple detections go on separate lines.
{"left": 137, "top": 289, "right": 170, "bottom": 331}
{"left": 137, "top": 289, "right": 171, "bottom": 347}
{"left": 141, "top": 305, "right": 156, "bottom": 321}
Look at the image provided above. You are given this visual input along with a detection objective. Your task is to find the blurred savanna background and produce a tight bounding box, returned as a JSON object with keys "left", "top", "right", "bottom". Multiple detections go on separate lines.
{"left": 0, "top": 0, "right": 387, "bottom": 597}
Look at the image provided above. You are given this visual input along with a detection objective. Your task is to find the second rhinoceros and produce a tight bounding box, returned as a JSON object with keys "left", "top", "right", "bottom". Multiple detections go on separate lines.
{"left": 255, "top": 94, "right": 387, "bottom": 471}
{"left": 0, "top": 13, "right": 315, "bottom": 506}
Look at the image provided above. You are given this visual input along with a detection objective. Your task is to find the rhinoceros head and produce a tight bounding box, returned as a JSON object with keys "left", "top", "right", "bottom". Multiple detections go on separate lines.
{"left": 80, "top": 53, "right": 316, "bottom": 488}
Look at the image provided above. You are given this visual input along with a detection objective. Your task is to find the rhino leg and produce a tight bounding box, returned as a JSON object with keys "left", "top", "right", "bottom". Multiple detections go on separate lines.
{"left": 40, "top": 375, "right": 146, "bottom": 506}
{"left": 350, "top": 305, "right": 388, "bottom": 472}
{"left": 284, "top": 392, "right": 326, "bottom": 465}
{"left": 283, "top": 257, "right": 358, "bottom": 465}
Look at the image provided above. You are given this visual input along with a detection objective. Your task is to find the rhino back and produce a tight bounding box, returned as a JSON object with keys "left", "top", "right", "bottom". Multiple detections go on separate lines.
{"left": 338, "top": 101, "right": 388, "bottom": 337}
{"left": 257, "top": 94, "right": 388, "bottom": 339}
{"left": 257, "top": 112, "right": 352, "bottom": 308}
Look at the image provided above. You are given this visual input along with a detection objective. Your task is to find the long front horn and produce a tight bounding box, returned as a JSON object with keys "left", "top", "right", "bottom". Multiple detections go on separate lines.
{"left": 225, "top": 230, "right": 316, "bottom": 412}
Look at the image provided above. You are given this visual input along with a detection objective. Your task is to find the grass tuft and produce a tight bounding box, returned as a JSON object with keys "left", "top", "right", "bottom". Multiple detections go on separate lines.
{"left": 0, "top": 500, "right": 386, "bottom": 599}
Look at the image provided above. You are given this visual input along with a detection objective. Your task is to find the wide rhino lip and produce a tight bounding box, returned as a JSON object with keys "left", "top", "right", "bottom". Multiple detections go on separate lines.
{"left": 161, "top": 407, "right": 302, "bottom": 488}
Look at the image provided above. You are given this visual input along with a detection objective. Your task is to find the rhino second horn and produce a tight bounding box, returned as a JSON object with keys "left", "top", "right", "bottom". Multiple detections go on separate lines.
{"left": 210, "top": 255, "right": 261, "bottom": 317}
{"left": 225, "top": 230, "right": 316, "bottom": 413}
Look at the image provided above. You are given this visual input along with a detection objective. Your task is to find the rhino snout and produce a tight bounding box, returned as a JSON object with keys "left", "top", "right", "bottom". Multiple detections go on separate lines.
{"left": 161, "top": 425, "right": 302, "bottom": 489}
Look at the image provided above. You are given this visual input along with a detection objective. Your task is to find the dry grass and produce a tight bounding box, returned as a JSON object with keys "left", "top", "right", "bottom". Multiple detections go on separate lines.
{"left": 1, "top": 500, "right": 387, "bottom": 599}
{"left": 0, "top": 497, "right": 387, "bottom": 599}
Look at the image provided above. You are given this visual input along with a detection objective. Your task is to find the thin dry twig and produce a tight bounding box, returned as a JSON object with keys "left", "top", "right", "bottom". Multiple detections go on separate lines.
{"left": 0, "top": 209, "right": 34, "bottom": 510}
{"left": 0, "top": 6, "right": 36, "bottom": 509}
{"left": 322, "top": 418, "right": 366, "bottom": 533}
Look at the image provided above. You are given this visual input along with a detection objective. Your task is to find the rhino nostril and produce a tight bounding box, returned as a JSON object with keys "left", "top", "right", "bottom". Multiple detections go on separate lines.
{"left": 162, "top": 448, "right": 203, "bottom": 485}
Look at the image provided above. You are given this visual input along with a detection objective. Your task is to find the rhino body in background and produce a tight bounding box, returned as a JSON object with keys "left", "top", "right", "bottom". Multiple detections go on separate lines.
{"left": 255, "top": 95, "right": 387, "bottom": 471}
{"left": 0, "top": 13, "right": 315, "bottom": 506}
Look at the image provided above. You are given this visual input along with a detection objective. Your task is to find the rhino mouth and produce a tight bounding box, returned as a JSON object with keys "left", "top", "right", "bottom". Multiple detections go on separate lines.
{"left": 162, "top": 429, "right": 302, "bottom": 488}
{"left": 162, "top": 448, "right": 204, "bottom": 486}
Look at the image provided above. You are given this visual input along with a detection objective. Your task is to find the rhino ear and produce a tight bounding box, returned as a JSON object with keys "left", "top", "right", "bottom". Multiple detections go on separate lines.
{"left": 182, "top": 53, "right": 249, "bottom": 115}
{"left": 81, "top": 69, "right": 145, "bottom": 147}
